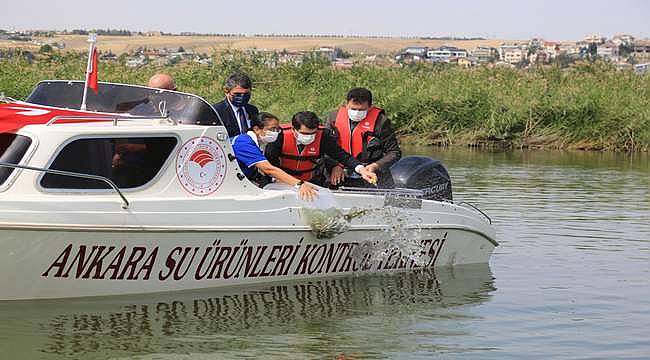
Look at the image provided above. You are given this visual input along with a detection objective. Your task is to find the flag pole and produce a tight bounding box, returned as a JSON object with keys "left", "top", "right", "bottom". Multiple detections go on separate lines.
{"left": 80, "top": 33, "right": 97, "bottom": 111}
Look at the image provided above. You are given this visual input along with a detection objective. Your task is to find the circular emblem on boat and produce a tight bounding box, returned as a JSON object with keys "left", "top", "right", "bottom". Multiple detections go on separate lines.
{"left": 176, "top": 137, "right": 227, "bottom": 196}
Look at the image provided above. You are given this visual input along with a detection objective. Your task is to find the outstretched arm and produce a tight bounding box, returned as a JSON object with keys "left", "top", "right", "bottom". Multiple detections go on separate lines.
{"left": 255, "top": 160, "right": 318, "bottom": 201}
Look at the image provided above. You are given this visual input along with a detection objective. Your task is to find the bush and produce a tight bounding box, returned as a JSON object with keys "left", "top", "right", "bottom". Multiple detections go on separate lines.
{"left": 1, "top": 52, "right": 648, "bottom": 151}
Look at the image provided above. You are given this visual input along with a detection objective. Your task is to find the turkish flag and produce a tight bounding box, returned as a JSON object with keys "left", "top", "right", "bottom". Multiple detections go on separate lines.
{"left": 88, "top": 48, "right": 98, "bottom": 94}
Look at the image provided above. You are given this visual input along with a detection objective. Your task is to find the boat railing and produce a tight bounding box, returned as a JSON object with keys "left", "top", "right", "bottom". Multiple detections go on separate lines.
{"left": 0, "top": 93, "right": 18, "bottom": 103}
{"left": 457, "top": 201, "right": 492, "bottom": 224}
{"left": 337, "top": 186, "right": 424, "bottom": 198}
{"left": 337, "top": 187, "right": 424, "bottom": 209}
{"left": 0, "top": 162, "right": 130, "bottom": 209}
{"left": 45, "top": 114, "right": 175, "bottom": 126}
{"left": 336, "top": 187, "right": 492, "bottom": 223}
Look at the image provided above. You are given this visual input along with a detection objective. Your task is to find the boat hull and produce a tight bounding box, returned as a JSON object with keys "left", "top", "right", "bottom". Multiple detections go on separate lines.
{"left": 0, "top": 227, "right": 494, "bottom": 300}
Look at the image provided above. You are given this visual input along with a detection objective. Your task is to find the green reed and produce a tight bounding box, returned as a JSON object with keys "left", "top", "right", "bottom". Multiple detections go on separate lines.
{"left": 1, "top": 51, "right": 648, "bottom": 151}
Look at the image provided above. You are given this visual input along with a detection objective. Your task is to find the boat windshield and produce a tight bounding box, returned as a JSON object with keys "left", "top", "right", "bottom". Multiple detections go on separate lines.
{"left": 26, "top": 80, "right": 223, "bottom": 126}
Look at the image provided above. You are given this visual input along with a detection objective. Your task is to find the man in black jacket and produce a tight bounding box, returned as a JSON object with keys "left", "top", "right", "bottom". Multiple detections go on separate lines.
{"left": 212, "top": 72, "right": 259, "bottom": 137}
{"left": 326, "top": 87, "right": 401, "bottom": 188}
{"left": 265, "top": 111, "right": 376, "bottom": 186}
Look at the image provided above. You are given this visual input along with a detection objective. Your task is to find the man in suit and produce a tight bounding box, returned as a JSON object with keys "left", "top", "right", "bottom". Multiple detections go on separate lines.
{"left": 212, "top": 72, "right": 260, "bottom": 137}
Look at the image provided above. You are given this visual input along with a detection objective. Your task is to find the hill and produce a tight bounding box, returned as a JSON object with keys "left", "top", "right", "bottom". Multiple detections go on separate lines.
{"left": 0, "top": 34, "right": 509, "bottom": 55}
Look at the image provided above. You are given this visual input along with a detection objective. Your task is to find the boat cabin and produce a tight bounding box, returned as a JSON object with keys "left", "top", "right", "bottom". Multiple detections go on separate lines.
{"left": 0, "top": 81, "right": 265, "bottom": 208}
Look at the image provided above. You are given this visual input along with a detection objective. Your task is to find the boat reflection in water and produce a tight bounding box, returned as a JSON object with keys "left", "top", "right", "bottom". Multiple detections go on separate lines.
{"left": 1, "top": 265, "right": 495, "bottom": 359}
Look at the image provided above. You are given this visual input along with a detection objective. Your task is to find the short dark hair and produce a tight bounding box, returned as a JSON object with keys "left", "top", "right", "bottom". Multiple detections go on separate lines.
{"left": 225, "top": 72, "right": 252, "bottom": 91}
{"left": 250, "top": 112, "right": 279, "bottom": 131}
{"left": 346, "top": 87, "right": 373, "bottom": 106}
{"left": 291, "top": 111, "right": 320, "bottom": 130}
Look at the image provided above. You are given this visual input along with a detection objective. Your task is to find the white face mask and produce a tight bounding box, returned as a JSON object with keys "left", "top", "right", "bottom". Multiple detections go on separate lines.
{"left": 261, "top": 130, "right": 279, "bottom": 143}
{"left": 296, "top": 132, "right": 316, "bottom": 145}
{"left": 348, "top": 109, "right": 368, "bottom": 122}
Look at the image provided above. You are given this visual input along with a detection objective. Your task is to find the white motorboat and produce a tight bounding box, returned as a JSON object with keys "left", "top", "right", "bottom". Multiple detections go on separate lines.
{"left": 0, "top": 81, "right": 497, "bottom": 300}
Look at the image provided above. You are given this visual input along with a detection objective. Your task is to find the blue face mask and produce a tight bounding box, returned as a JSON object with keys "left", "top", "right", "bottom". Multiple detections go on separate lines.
{"left": 230, "top": 93, "right": 251, "bottom": 107}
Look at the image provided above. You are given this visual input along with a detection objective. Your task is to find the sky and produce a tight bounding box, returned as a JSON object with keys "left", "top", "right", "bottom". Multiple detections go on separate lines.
{"left": 1, "top": 0, "right": 648, "bottom": 40}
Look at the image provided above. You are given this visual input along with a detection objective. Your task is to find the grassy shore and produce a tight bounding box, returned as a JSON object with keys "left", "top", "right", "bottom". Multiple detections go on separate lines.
{"left": 1, "top": 52, "right": 649, "bottom": 151}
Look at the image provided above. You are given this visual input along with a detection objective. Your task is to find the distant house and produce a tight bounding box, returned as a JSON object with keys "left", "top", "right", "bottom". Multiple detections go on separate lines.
{"left": 395, "top": 46, "right": 428, "bottom": 63}
{"left": 543, "top": 42, "right": 560, "bottom": 58}
{"left": 194, "top": 57, "right": 213, "bottom": 65}
{"left": 470, "top": 46, "right": 496, "bottom": 63}
{"left": 316, "top": 46, "right": 337, "bottom": 62}
{"left": 612, "top": 34, "right": 635, "bottom": 47}
{"left": 333, "top": 58, "right": 354, "bottom": 70}
{"left": 529, "top": 38, "right": 545, "bottom": 49}
{"left": 498, "top": 43, "right": 528, "bottom": 63}
{"left": 634, "top": 63, "right": 649, "bottom": 74}
{"left": 597, "top": 42, "right": 620, "bottom": 60}
{"left": 403, "top": 47, "right": 428, "bottom": 57}
{"left": 530, "top": 51, "right": 550, "bottom": 64}
{"left": 583, "top": 34, "right": 604, "bottom": 44}
{"left": 500, "top": 46, "right": 525, "bottom": 64}
{"left": 559, "top": 42, "right": 582, "bottom": 56}
{"left": 427, "top": 46, "right": 468, "bottom": 61}
{"left": 126, "top": 56, "right": 147, "bottom": 67}
{"left": 99, "top": 52, "right": 118, "bottom": 62}
{"left": 278, "top": 50, "right": 304, "bottom": 65}
{"left": 455, "top": 57, "right": 478, "bottom": 68}
{"left": 151, "top": 56, "right": 171, "bottom": 66}
{"left": 632, "top": 40, "right": 650, "bottom": 59}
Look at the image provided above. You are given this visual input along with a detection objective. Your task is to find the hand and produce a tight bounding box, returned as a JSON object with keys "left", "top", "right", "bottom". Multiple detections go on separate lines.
{"left": 111, "top": 153, "right": 122, "bottom": 168}
{"left": 366, "top": 162, "right": 380, "bottom": 173}
{"left": 330, "top": 165, "right": 345, "bottom": 186}
{"left": 359, "top": 166, "right": 378, "bottom": 186}
{"left": 298, "top": 182, "right": 319, "bottom": 201}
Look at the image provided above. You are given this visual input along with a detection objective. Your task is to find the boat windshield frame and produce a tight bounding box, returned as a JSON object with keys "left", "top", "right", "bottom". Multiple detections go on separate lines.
{"left": 26, "top": 80, "right": 223, "bottom": 126}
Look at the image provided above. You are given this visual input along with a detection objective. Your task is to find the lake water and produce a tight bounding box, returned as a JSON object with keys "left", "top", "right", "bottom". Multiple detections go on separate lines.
{"left": 1, "top": 148, "right": 648, "bottom": 359}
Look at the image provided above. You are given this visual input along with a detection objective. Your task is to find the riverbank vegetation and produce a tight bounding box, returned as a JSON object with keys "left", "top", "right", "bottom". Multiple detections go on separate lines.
{"left": 1, "top": 51, "right": 648, "bottom": 151}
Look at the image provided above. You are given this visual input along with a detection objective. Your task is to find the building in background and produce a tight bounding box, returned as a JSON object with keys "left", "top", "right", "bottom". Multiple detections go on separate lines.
{"left": 597, "top": 42, "right": 620, "bottom": 61}
{"left": 426, "top": 46, "right": 468, "bottom": 61}
{"left": 470, "top": 46, "right": 497, "bottom": 63}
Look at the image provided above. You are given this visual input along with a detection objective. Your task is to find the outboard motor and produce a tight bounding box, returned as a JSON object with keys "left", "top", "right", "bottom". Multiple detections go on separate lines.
{"left": 390, "top": 156, "right": 452, "bottom": 201}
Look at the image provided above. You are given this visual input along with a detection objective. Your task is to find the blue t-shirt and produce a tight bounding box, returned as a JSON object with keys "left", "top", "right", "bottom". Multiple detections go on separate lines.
{"left": 231, "top": 132, "right": 267, "bottom": 178}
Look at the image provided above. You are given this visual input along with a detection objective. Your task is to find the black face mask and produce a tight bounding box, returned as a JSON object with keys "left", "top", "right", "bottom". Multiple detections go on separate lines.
{"left": 230, "top": 93, "right": 251, "bottom": 107}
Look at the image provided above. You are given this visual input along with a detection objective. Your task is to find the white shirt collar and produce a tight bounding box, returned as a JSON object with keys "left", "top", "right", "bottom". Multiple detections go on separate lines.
{"left": 229, "top": 100, "right": 249, "bottom": 131}
{"left": 227, "top": 98, "right": 238, "bottom": 112}
{"left": 247, "top": 130, "right": 261, "bottom": 148}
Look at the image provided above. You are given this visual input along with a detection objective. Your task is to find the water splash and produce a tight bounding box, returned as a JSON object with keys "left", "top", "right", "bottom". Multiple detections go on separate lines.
{"left": 303, "top": 207, "right": 373, "bottom": 239}
{"left": 351, "top": 206, "right": 432, "bottom": 269}
{"left": 303, "top": 205, "right": 432, "bottom": 269}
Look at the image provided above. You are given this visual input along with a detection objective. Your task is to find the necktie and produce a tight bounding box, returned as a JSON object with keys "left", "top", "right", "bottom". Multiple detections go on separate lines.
{"left": 237, "top": 107, "right": 247, "bottom": 133}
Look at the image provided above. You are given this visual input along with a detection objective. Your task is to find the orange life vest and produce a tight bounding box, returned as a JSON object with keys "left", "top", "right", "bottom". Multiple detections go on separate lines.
{"left": 334, "top": 106, "right": 382, "bottom": 158}
{"left": 278, "top": 124, "right": 324, "bottom": 181}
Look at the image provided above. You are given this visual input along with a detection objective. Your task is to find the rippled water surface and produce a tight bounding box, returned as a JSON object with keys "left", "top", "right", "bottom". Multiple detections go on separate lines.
{"left": 1, "top": 148, "right": 648, "bottom": 359}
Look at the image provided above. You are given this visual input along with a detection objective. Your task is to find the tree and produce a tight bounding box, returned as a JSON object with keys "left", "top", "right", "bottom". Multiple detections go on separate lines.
{"left": 588, "top": 43, "right": 598, "bottom": 58}
{"left": 39, "top": 44, "right": 53, "bottom": 53}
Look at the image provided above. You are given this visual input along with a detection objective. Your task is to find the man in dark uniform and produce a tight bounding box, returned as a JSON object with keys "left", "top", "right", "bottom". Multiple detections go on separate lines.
{"left": 325, "top": 87, "right": 401, "bottom": 188}
{"left": 212, "top": 72, "right": 260, "bottom": 137}
{"left": 265, "top": 111, "right": 377, "bottom": 186}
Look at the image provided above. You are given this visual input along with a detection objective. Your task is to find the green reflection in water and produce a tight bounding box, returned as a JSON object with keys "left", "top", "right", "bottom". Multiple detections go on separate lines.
{"left": 0, "top": 265, "right": 495, "bottom": 359}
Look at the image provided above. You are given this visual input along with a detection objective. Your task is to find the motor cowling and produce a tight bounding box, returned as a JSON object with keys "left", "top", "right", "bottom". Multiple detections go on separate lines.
{"left": 390, "top": 156, "right": 452, "bottom": 201}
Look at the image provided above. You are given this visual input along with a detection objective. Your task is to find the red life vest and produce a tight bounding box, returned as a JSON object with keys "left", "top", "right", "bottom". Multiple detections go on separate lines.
{"left": 334, "top": 106, "right": 382, "bottom": 158}
{"left": 278, "top": 124, "right": 324, "bottom": 181}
